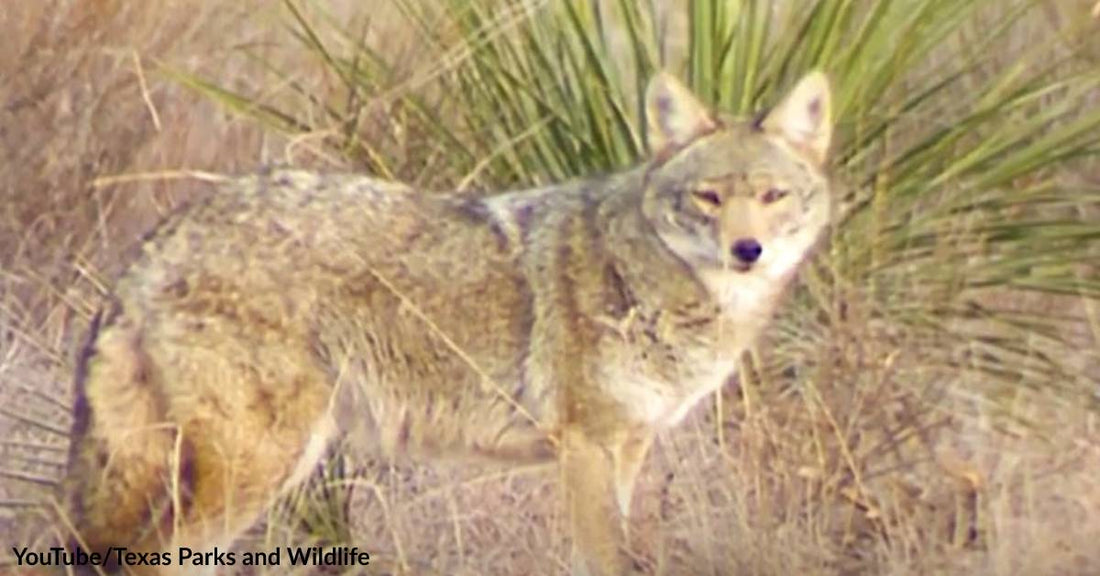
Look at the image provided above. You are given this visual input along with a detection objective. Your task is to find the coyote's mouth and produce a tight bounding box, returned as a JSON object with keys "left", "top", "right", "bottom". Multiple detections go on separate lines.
{"left": 725, "top": 261, "right": 753, "bottom": 273}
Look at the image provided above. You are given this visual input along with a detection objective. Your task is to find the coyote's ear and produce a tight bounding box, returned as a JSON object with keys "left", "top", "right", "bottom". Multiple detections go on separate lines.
{"left": 761, "top": 71, "right": 833, "bottom": 165}
{"left": 645, "top": 73, "right": 716, "bottom": 156}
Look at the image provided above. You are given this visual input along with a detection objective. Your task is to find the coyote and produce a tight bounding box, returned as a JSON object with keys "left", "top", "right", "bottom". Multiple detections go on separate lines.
{"left": 65, "top": 71, "right": 834, "bottom": 575}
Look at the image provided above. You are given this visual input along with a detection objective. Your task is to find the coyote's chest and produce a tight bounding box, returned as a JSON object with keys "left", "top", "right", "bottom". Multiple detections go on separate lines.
{"left": 600, "top": 269, "right": 784, "bottom": 428}
{"left": 608, "top": 354, "right": 738, "bottom": 429}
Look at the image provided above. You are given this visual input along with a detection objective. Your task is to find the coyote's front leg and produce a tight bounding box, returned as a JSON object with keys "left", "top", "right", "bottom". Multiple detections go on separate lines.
{"left": 563, "top": 428, "right": 653, "bottom": 576}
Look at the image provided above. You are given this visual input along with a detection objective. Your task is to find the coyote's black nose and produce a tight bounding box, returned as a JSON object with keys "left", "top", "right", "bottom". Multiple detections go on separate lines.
{"left": 732, "top": 238, "right": 763, "bottom": 264}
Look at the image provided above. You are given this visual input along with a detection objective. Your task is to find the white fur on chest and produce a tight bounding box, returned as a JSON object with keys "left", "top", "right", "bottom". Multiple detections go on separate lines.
{"left": 609, "top": 355, "right": 737, "bottom": 429}
{"left": 663, "top": 355, "right": 738, "bottom": 426}
{"left": 699, "top": 269, "right": 781, "bottom": 319}
{"left": 605, "top": 270, "right": 784, "bottom": 428}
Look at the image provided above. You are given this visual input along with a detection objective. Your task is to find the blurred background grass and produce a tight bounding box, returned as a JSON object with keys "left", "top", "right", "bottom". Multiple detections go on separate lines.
{"left": 2, "top": 0, "right": 1100, "bottom": 574}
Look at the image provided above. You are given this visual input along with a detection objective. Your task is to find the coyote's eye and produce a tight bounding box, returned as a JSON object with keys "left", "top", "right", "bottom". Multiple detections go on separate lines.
{"left": 761, "top": 188, "right": 789, "bottom": 204}
{"left": 691, "top": 188, "right": 722, "bottom": 211}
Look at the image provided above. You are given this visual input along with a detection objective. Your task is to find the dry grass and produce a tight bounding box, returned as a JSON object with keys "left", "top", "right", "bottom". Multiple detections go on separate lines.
{"left": 2, "top": 1, "right": 1099, "bottom": 575}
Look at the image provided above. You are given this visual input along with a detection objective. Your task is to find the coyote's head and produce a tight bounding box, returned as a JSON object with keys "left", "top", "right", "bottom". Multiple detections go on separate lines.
{"left": 640, "top": 72, "right": 833, "bottom": 281}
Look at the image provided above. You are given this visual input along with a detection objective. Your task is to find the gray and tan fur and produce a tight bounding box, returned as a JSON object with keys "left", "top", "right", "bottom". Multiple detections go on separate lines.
{"left": 65, "top": 71, "right": 835, "bottom": 575}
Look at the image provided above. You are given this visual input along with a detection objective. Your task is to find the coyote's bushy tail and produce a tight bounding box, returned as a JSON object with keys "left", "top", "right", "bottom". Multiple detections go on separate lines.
{"left": 64, "top": 304, "right": 184, "bottom": 561}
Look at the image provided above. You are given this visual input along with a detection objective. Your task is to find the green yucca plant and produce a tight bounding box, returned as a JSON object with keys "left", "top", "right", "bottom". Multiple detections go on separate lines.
{"left": 176, "top": 0, "right": 1100, "bottom": 400}
{"left": 193, "top": 0, "right": 1099, "bottom": 412}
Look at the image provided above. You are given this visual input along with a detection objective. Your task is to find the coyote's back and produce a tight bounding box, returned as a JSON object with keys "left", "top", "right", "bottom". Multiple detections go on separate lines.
{"left": 65, "top": 71, "right": 834, "bottom": 575}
